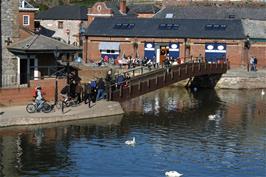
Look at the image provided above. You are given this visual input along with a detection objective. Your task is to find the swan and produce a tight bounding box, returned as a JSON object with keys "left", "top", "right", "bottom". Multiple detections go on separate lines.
{"left": 261, "top": 89, "right": 265, "bottom": 96}
{"left": 125, "top": 137, "right": 136, "bottom": 145}
{"left": 165, "top": 171, "right": 183, "bottom": 177}
{"left": 208, "top": 114, "right": 216, "bottom": 120}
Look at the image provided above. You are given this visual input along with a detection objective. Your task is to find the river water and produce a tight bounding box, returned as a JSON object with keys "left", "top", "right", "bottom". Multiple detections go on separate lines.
{"left": 0, "top": 87, "right": 265, "bottom": 177}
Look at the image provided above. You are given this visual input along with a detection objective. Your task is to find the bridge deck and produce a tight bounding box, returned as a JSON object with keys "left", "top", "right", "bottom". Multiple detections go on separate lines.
{"left": 109, "top": 63, "right": 228, "bottom": 101}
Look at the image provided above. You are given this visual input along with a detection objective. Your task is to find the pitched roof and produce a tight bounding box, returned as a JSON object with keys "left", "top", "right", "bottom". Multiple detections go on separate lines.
{"left": 36, "top": 5, "right": 87, "bottom": 20}
{"left": 154, "top": 6, "right": 266, "bottom": 20}
{"left": 128, "top": 4, "right": 160, "bottom": 14}
{"left": 242, "top": 19, "right": 266, "bottom": 39}
{"left": 85, "top": 17, "right": 245, "bottom": 39}
{"left": 8, "top": 34, "right": 81, "bottom": 53}
{"left": 104, "top": 2, "right": 160, "bottom": 16}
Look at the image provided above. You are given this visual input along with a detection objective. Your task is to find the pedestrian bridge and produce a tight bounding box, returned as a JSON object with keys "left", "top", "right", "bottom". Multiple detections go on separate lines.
{"left": 108, "top": 62, "right": 228, "bottom": 101}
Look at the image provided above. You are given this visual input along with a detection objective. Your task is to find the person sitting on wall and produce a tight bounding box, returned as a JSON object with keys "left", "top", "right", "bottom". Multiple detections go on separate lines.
{"left": 146, "top": 58, "right": 153, "bottom": 71}
{"left": 103, "top": 55, "right": 109, "bottom": 63}
{"left": 142, "top": 57, "right": 148, "bottom": 66}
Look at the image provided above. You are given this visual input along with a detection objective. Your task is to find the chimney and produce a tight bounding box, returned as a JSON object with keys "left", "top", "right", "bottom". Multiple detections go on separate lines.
{"left": 119, "top": 0, "right": 126, "bottom": 14}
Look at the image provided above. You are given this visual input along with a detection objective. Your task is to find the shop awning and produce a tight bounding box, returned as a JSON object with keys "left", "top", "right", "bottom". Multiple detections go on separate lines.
{"left": 99, "top": 42, "right": 120, "bottom": 50}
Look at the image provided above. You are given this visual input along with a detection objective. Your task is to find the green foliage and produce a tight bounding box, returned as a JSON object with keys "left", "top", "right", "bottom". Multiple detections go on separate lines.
{"left": 29, "top": 0, "right": 111, "bottom": 10}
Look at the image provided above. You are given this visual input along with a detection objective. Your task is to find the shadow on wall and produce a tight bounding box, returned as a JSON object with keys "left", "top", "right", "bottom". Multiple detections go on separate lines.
{"left": 189, "top": 74, "right": 223, "bottom": 89}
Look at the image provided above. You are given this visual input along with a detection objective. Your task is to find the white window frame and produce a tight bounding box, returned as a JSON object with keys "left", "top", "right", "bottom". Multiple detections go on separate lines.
{"left": 23, "top": 15, "right": 30, "bottom": 26}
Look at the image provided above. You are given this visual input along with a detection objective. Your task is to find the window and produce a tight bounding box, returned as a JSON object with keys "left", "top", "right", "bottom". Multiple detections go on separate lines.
{"left": 113, "top": 23, "right": 135, "bottom": 30}
{"left": 158, "top": 24, "right": 179, "bottom": 30}
{"left": 23, "top": 15, "right": 30, "bottom": 26}
{"left": 58, "top": 21, "right": 63, "bottom": 29}
{"left": 165, "top": 13, "right": 173, "bottom": 18}
{"left": 205, "top": 24, "right": 227, "bottom": 31}
{"left": 228, "top": 14, "right": 235, "bottom": 19}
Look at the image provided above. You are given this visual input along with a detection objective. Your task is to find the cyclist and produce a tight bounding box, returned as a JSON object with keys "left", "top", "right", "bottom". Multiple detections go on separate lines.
{"left": 35, "top": 86, "right": 44, "bottom": 111}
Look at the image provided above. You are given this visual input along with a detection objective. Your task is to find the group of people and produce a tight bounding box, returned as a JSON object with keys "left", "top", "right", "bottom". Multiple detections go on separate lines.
{"left": 249, "top": 56, "right": 258, "bottom": 71}
{"left": 59, "top": 78, "right": 107, "bottom": 108}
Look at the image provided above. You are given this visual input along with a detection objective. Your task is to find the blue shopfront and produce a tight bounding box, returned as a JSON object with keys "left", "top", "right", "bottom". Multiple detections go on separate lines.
{"left": 205, "top": 43, "right": 226, "bottom": 63}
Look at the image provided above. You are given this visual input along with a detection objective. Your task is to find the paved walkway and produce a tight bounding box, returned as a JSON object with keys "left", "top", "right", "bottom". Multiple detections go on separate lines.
{"left": 0, "top": 100, "right": 124, "bottom": 128}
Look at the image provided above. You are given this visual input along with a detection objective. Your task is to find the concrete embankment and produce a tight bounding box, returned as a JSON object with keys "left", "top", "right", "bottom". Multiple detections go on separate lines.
{"left": 216, "top": 69, "right": 266, "bottom": 89}
{"left": 0, "top": 100, "right": 124, "bottom": 128}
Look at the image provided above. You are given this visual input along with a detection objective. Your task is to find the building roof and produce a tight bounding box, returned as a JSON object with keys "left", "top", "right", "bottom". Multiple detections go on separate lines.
{"left": 105, "top": 1, "right": 123, "bottom": 16}
{"left": 8, "top": 34, "right": 81, "bottom": 54}
{"left": 36, "top": 5, "right": 87, "bottom": 20}
{"left": 104, "top": 1, "right": 160, "bottom": 16}
{"left": 154, "top": 6, "right": 266, "bottom": 20}
{"left": 128, "top": 4, "right": 160, "bottom": 14}
{"left": 85, "top": 17, "right": 245, "bottom": 39}
{"left": 242, "top": 19, "right": 266, "bottom": 39}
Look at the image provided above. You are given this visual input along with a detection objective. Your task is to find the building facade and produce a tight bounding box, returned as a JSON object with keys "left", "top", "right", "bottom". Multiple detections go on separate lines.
{"left": 36, "top": 5, "right": 88, "bottom": 46}
{"left": 83, "top": 17, "right": 254, "bottom": 68}
{"left": 1, "top": 0, "right": 20, "bottom": 87}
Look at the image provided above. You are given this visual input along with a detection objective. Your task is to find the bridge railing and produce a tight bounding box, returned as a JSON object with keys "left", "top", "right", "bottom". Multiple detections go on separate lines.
{"left": 108, "top": 62, "right": 228, "bottom": 101}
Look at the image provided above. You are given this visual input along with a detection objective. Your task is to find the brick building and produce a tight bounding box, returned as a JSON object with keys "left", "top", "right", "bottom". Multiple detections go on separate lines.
{"left": 83, "top": 17, "right": 257, "bottom": 68}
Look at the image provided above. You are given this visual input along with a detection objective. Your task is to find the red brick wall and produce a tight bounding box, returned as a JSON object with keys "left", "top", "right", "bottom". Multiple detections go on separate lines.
{"left": 84, "top": 36, "right": 266, "bottom": 68}
{"left": 18, "top": 11, "right": 35, "bottom": 32}
{"left": 249, "top": 43, "right": 266, "bottom": 69}
{"left": 0, "top": 79, "right": 66, "bottom": 107}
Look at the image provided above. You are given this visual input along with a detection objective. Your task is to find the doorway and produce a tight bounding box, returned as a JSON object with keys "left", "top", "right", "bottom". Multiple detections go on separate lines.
{"left": 20, "top": 59, "right": 27, "bottom": 85}
{"left": 160, "top": 46, "right": 169, "bottom": 64}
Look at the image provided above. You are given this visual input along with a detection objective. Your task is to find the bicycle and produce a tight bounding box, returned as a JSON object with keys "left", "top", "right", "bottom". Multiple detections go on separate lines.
{"left": 26, "top": 100, "right": 52, "bottom": 113}
{"left": 57, "top": 95, "right": 79, "bottom": 113}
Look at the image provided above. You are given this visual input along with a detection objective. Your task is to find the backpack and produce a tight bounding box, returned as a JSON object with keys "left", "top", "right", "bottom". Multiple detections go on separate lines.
{"left": 90, "top": 81, "right": 97, "bottom": 89}
{"left": 33, "top": 88, "right": 37, "bottom": 98}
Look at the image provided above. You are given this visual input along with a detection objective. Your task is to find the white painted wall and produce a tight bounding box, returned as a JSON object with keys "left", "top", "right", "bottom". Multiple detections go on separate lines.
{"left": 39, "top": 20, "right": 82, "bottom": 46}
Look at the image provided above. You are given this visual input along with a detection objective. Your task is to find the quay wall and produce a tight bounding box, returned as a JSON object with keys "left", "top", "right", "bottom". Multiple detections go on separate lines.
{"left": 0, "top": 79, "right": 66, "bottom": 107}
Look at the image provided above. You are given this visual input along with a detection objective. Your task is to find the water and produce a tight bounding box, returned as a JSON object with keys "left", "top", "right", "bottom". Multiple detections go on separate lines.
{"left": 0, "top": 87, "right": 265, "bottom": 177}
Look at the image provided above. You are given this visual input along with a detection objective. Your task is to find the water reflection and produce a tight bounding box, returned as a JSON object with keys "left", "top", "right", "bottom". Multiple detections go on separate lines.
{"left": 0, "top": 88, "right": 265, "bottom": 177}
{"left": 0, "top": 115, "right": 123, "bottom": 177}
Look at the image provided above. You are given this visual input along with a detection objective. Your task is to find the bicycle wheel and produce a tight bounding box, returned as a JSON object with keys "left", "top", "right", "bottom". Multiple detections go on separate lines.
{"left": 42, "top": 102, "right": 52, "bottom": 113}
{"left": 55, "top": 101, "right": 62, "bottom": 109}
{"left": 26, "top": 103, "right": 36, "bottom": 113}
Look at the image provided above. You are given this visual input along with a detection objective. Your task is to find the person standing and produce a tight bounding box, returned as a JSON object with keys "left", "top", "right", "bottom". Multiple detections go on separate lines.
{"left": 253, "top": 57, "right": 257, "bottom": 71}
{"left": 84, "top": 81, "right": 92, "bottom": 108}
{"left": 96, "top": 78, "right": 105, "bottom": 100}
{"left": 75, "top": 82, "right": 83, "bottom": 104}
{"left": 249, "top": 56, "right": 254, "bottom": 71}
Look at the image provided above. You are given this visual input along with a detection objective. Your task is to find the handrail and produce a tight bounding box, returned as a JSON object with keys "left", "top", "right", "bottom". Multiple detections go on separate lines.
{"left": 107, "top": 62, "right": 228, "bottom": 101}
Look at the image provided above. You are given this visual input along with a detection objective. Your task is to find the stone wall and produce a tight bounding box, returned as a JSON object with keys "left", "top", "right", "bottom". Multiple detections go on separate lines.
{"left": 1, "top": 0, "right": 20, "bottom": 87}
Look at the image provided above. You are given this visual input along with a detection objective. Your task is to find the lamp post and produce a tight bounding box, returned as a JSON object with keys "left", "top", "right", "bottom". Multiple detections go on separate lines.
{"left": 66, "top": 29, "right": 70, "bottom": 44}
{"left": 53, "top": 46, "right": 60, "bottom": 104}
{"left": 244, "top": 35, "right": 251, "bottom": 71}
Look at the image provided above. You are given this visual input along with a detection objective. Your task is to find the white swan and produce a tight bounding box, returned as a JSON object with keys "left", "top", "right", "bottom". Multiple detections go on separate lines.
{"left": 208, "top": 114, "right": 216, "bottom": 120}
{"left": 125, "top": 137, "right": 136, "bottom": 145}
{"left": 261, "top": 89, "right": 265, "bottom": 96}
{"left": 165, "top": 171, "right": 183, "bottom": 177}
